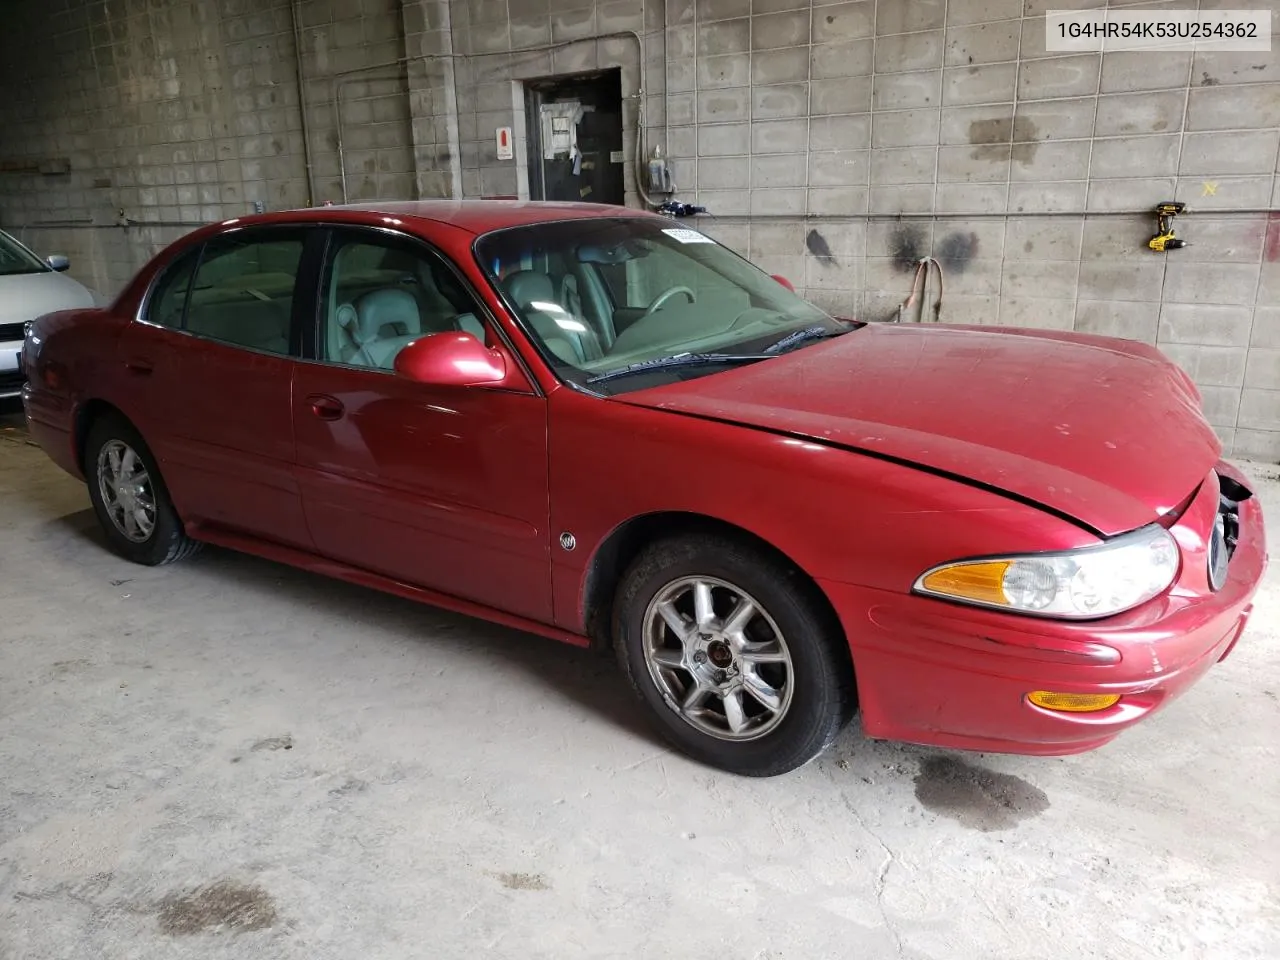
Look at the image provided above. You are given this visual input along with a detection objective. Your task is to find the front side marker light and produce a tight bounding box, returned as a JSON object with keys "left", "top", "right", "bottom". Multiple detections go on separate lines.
{"left": 1027, "top": 691, "right": 1121, "bottom": 713}
{"left": 918, "top": 560, "right": 1010, "bottom": 607}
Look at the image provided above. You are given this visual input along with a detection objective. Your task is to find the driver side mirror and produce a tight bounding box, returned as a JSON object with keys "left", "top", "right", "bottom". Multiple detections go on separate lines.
{"left": 394, "top": 332, "right": 514, "bottom": 387}
{"left": 771, "top": 274, "right": 795, "bottom": 292}
{"left": 46, "top": 254, "right": 70, "bottom": 272}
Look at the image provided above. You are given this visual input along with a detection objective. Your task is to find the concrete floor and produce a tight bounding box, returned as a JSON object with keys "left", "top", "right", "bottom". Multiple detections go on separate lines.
{"left": 1, "top": 406, "right": 1278, "bottom": 960}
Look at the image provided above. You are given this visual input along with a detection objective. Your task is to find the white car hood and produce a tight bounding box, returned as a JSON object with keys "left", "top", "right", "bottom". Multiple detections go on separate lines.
{"left": 0, "top": 271, "right": 97, "bottom": 328}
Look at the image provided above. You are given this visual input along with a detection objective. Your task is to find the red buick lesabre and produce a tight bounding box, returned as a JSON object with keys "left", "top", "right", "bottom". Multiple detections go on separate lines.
{"left": 21, "top": 201, "right": 1266, "bottom": 776}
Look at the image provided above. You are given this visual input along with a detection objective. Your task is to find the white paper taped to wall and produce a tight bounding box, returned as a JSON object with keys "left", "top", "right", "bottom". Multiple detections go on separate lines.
{"left": 540, "top": 101, "right": 585, "bottom": 160}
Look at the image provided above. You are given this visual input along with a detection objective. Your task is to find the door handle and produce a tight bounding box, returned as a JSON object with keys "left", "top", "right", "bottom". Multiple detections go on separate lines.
{"left": 124, "top": 357, "right": 153, "bottom": 376}
{"left": 306, "top": 394, "right": 344, "bottom": 421}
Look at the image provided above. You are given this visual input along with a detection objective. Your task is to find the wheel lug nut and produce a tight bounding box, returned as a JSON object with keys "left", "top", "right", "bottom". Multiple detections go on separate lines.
{"left": 693, "top": 651, "right": 707, "bottom": 664}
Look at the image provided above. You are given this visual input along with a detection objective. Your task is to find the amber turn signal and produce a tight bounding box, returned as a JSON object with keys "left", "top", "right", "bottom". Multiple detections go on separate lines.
{"left": 918, "top": 560, "right": 1011, "bottom": 606}
{"left": 1027, "top": 691, "right": 1121, "bottom": 713}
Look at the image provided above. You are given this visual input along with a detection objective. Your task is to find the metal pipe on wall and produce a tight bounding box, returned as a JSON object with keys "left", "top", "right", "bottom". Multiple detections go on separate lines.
{"left": 704, "top": 208, "right": 1280, "bottom": 221}
{"left": 6, "top": 208, "right": 1275, "bottom": 232}
{"left": 289, "top": 0, "right": 317, "bottom": 206}
{"left": 334, "top": 69, "right": 409, "bottom": 204}
{"left": 6, "top": 220, "right": 208, "bottom": 229}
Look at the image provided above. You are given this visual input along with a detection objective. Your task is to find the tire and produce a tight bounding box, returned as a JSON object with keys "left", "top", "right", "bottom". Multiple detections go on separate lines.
{"left": 84, "top": 413, "right": 202, "bottom": 566}
{"left": 613, "top": 534, "right": 854, "bottom": 777}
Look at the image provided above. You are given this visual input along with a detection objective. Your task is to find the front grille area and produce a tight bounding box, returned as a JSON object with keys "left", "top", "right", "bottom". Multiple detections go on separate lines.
{"left": 0, "top": 321, "right": 26, "bottom": 342}
{"left": 0, "top": 368, "right": 24, "bottom": 392}
{"left": 1209, "top": 472, "right": 1249, "bottom": 591}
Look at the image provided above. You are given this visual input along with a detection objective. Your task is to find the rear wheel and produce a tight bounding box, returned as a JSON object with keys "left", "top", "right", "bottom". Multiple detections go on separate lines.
{"left": 614, "top": 534, "right": 854, "bottom": 776}
{"left": 85, "top": 414, "right": 201, "bottom": 566}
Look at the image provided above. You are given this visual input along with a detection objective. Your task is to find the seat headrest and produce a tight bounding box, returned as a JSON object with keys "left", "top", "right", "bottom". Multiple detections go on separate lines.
{"left": 352, "top": 288, "right": 419, "bottom": 344}
{"left": 504, "top": 270, "right": 555, "bottom": 309}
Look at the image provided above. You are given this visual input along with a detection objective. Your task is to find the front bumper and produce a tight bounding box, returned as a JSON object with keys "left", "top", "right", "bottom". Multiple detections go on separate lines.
{"left": 820, "top": 462, "right": 1267, "bottom": 756}
{"left": 0, "top": 336, "right": 24, "bottom": 399}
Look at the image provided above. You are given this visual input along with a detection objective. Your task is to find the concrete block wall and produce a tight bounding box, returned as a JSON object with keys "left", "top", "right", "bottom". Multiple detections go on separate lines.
{"left": 0, "top": 0, "right": 414, "bottom": 293}
{"left": 1, "top": 0, "right": 1279, "bottom": 457}
{"left": 657, "top": 0, "right": 1280, "bottom": 459}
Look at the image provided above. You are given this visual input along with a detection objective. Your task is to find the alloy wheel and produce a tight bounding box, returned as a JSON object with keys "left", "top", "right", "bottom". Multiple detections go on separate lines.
{"left": 642, "top": 576, "right": 795, "bottom": 741}
{"left": 97, "top": 439, "right": 156, "bottom": 543}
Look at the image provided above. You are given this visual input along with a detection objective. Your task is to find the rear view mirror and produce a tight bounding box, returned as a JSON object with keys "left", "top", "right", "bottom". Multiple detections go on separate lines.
{"left": 576, "top": 240, "right": 650, "bottom": 264}
{"left": 46, "top": 255, "right": 70, "bottom": 272}
{"left": 394, "top": 332, "right": 508, "bottom": 387}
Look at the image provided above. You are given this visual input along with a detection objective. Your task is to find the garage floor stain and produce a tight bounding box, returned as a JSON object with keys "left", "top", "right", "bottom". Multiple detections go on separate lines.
{"left": 913, "top": 755, "right": 1050, "bottom": 831}
{"left": 492, "top": 871, "right": 551, "bottom": 891}
{"left": 250, "top": 735, "right": 294, "bottom": 752}
{"left": 3, "top": 410, "right": 1279, "bottom": 958}
{"left": 155, "top": 880, "right": 278, "bottom": 935}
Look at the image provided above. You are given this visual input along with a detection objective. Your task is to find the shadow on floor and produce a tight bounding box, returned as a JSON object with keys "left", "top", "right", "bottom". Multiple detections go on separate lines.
{"left": 33, "top": 501, "right": 1050, "bottom": 816}
{"left": 23, "top": 461, "right": 965, "bottom": 787}
{"left": 0, "top": 397, "right": 26, "bottom": 430}
{"left": 48, "top": 501, "right": 660, "bottom": 748}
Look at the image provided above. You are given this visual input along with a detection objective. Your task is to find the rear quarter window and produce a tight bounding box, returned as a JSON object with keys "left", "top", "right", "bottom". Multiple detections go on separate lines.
{"left": 146, "top": 252, "right": 199, "bottom": 329}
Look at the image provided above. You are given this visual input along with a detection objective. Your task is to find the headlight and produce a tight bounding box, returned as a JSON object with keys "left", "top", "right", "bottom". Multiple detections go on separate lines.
{"left": 913, "top": 524, "right": 1180, "bottom": 619}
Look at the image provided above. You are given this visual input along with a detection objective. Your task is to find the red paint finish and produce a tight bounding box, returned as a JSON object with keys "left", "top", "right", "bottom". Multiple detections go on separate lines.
{"left": 20, "top": 200, "right": 1269, "bottom": 758}
{"left": 823, "top": 467, "right": 1264, "bottom": 753}
{"left": 291, "top": 360, "right": 553, "bottom": 623}
{"left": 116, "top": 321, "right": 312, "bottom": 548}
{"left": 620, "top": 322, "right": 1218, "bottom": 536}
{"left": 394, "top": 331, "right": 517, "bottom": 388}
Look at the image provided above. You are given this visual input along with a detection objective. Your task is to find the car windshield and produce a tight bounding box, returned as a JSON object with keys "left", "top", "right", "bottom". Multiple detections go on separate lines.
{"left": 474, "top": 217, "right": 851, "bottom": 394}
{"left": 0, "top": 231, "right": 51, "bottom": 277}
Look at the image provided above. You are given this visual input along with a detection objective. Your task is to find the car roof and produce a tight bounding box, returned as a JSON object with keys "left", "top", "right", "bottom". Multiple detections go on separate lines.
{"left": 220, "top": 200, "right": 662, "bottom": 236}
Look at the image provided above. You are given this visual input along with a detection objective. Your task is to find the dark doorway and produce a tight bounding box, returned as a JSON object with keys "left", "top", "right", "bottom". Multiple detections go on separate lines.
{"left": 524, "top": 69, "right": 624, "bottom": 206}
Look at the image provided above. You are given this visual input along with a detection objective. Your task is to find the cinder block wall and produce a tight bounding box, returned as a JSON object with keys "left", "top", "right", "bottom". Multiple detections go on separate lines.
{"left": 2, "top": 0, "right": 1279, "bottom": 458}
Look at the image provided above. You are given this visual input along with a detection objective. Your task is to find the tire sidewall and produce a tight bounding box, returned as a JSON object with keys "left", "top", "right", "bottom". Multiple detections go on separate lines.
{"left": 614, "top": 536, "right": 849, "bottom": 776}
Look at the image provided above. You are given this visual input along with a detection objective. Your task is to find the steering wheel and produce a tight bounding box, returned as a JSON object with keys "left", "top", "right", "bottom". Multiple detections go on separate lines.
{"left": 644, "top": 285, "right": 695, "bottom": 316}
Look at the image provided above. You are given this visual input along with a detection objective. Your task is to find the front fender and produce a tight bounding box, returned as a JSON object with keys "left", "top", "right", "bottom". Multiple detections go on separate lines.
{"left": 546, "top": 389, "right": 1096, "bottom": 634}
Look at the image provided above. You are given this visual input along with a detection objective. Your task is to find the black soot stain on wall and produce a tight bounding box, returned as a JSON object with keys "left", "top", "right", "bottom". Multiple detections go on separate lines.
{"left": 805, "top": 228, "right": 837, "bottom": 267}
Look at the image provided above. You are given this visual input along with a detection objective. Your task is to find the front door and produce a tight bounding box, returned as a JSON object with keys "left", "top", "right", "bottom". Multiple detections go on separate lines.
{"left": 117, "top": 226, "right": 313, "bottom": 549}
{"left": 291, "top": 227, "right": 553, "bottom": 623}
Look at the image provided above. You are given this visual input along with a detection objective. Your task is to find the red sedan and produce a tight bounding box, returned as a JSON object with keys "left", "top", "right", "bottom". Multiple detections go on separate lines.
{"left": 21, "top": 201, "right": 1266, "bottom": 776}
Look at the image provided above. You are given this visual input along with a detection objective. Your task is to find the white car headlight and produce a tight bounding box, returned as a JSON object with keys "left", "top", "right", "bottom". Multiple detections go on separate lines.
{"left": 913, "top": 524, "right": 1180, "bottom": 619}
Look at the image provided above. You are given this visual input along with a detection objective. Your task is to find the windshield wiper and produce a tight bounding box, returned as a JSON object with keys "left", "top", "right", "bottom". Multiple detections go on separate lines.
{"left": 762, "top": 324, "right": 847, "bottom": 354}
{"left": 586, "top": 351, "right": 771, "bottom": 385}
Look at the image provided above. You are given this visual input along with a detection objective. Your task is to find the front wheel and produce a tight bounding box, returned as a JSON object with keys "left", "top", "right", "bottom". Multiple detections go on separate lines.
{"left": 85, "top": 413, "right": 202, "bottom": 566}
{"left": 613, "top": 534, "right": 854, "bottom": 776}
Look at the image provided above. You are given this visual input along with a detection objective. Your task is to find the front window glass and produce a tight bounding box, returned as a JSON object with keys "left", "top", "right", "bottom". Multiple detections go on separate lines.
{"left": 475, "top": 218, "right": 850, "bottom": 394}
{"left": 320, "top": 232, "right": 487, "bottom": 371}
{"left": 0, "top": 231, "right": 51, "bottom": 276}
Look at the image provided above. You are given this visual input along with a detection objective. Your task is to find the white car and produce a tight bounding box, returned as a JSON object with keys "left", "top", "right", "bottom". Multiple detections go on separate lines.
{"left": 0, "top": 230, "right": 98, "bottom": 400}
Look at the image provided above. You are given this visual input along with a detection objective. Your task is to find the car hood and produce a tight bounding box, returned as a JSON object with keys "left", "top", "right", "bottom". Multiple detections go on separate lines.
{"left": 0, "top": 271, "right": 97, "bottom": 328}
{"left": 618, "top": 323, "right": 1219, "bottom": 536}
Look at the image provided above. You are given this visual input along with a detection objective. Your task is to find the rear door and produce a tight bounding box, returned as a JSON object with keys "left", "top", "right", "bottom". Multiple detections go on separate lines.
{"left": 291, "top": 226, "right": 553, "bottom": 622}
{"left": 117, "top": 226, "right": 317, "bottom": 548}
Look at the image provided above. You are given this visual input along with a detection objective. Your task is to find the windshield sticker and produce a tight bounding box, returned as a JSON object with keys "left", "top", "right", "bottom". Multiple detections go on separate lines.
{"left": 662, "top": 228, "right": 714, "bottom": 244}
